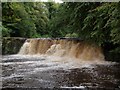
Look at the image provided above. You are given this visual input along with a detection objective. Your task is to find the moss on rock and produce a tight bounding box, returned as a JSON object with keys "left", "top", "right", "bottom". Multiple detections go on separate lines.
{"left": 2, "top": 37, "right": 26, "bottom": 55}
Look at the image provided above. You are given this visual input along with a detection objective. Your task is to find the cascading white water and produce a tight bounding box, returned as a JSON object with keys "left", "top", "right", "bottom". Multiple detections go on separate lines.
{"left": 18, "top": 40, "right": 30, "bottom": 54}
{"left": 18, "top": 38, "right": 104, "bottom": 61}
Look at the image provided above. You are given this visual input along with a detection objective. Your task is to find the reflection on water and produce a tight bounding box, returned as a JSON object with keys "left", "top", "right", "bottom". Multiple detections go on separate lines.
{"left": 2, "top": 55, "right": 120, "bottom": 89}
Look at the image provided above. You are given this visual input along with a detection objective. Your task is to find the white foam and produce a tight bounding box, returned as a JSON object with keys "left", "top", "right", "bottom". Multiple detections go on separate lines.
{"left": 61, "top": 85, "right": 86, "bottom": 89}
{"left": 2, "top": 55, "right": 116, "bottom": 72}
{"left": 2, "top": 73, "right": 24, "bottom": 80}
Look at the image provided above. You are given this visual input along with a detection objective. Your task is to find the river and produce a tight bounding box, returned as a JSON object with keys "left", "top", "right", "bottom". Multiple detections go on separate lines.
{"left": 2, "top": 55, "right": 120, "bottom": 89}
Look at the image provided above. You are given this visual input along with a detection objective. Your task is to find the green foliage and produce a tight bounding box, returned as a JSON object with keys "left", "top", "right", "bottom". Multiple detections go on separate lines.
{"left": 110, "top": 3, "right": 120, "bottom": 45}
{"left": 65, "top": 33, "right": 78, "bottom": 38}
{"left": 2, "top": 2, "right": 49, "bottom": 37}
{"left": 2, "top": 25, "right": 11, "bottom": 37}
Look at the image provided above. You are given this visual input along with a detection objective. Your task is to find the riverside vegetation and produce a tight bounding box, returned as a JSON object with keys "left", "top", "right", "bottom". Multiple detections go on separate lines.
{"left": 2, "top": 2, "right": 120, "bottom": 62}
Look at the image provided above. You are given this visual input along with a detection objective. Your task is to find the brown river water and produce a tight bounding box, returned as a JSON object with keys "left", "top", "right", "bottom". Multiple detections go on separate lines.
{"left": 2, "top": 55, "right": 120, "bottom": 89}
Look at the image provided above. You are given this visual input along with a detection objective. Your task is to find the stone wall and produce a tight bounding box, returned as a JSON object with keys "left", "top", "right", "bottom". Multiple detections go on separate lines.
{"left": 2, "top": 37, "right": 26, "bottom": 55}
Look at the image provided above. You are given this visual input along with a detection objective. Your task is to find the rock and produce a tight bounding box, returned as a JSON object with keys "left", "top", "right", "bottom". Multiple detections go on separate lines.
{"left": 2, "top": 37, "right": 26, "bottom": 55}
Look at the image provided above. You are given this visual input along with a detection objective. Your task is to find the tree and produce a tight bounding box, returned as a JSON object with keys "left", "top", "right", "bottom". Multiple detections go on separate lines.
{"left": 2, "top": 2, "right": 49, "bottom": 37}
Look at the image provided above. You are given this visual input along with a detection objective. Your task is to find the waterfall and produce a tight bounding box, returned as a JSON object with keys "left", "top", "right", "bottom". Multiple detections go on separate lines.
{"left": 18, "top": 38, "right": 104, "bottom": 61}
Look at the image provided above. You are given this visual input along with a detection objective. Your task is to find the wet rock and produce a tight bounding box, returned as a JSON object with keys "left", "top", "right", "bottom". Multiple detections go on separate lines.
{"left": 2, "top": 37, "right": 26, "bottom": 55}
